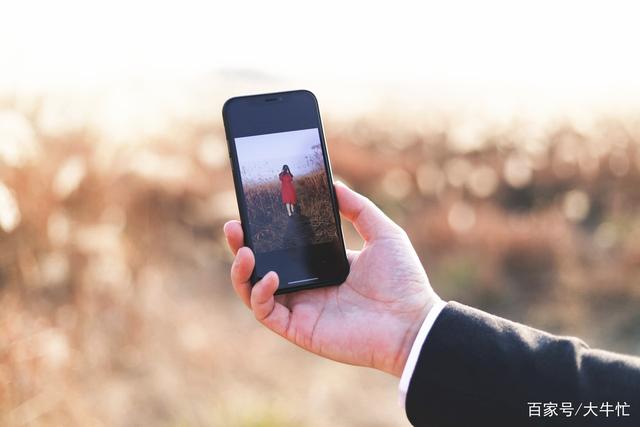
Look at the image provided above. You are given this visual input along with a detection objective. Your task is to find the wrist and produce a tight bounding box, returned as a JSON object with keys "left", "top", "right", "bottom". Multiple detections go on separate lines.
{"left": 389, "top": 295, "right": 441, "bottom": 377}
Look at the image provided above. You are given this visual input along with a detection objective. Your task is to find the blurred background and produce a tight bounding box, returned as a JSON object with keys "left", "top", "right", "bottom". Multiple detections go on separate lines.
{"left": 2, "top": 1, "right": 640, "bottom": 426}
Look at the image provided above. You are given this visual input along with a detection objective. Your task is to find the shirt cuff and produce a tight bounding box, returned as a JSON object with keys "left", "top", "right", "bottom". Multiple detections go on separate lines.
{"left": 397, "top": 300, "right": 447, "bottom": 407}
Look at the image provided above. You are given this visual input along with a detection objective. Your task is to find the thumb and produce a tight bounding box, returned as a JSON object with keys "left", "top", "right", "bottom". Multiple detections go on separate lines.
{"left": 334, "top": 181, "right": 403, "bottom": 242}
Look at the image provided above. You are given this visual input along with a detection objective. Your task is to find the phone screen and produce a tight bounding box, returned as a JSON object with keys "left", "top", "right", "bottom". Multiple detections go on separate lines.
{"left": 223, "top": 91, "right": 349, "bottom": 292}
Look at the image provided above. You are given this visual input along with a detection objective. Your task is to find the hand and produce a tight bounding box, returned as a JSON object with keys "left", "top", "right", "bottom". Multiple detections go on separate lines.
{"left": 223, "top": 182, "right": 441, "bottom": 377}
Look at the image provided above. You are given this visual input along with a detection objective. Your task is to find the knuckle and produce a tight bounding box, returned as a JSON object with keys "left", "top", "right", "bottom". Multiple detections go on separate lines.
{"left": 253, "top": 306, "right": 267, "bottom": 322}
{"left": 230, "top": 258, "right": 240, "bottom": 278}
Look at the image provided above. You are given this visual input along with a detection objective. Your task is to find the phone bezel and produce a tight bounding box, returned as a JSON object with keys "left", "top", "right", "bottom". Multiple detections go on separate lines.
{"left": 222, "top": 89, "right": 349, "bottom": 294}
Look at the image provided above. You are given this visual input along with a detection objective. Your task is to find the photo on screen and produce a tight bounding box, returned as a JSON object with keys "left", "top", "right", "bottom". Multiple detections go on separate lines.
{"left": 235, "top": 128, "right": 338, "bottom": 254}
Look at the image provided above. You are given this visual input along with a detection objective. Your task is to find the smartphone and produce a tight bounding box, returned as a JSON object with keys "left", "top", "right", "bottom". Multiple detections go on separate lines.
{"left": 222, "top": 90, "right": 350, "bottom": 294}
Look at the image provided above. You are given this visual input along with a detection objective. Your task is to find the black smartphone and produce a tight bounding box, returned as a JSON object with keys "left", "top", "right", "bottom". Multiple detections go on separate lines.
{"left": 222, "top": 90, "right": 350, "bottom": 294}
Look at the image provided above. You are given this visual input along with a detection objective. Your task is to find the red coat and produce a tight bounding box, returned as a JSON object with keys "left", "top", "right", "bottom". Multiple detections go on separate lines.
{"left": 279, "top": 172, "right": 297, "bottom": 204}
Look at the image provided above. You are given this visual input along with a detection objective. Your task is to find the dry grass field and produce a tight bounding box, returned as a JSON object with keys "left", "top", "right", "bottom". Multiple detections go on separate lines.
{"left": 1, "top": 92, "right": 639, "bottom": 426}
{"left": 243, "top": 171, "right": 337, "bottom": 253}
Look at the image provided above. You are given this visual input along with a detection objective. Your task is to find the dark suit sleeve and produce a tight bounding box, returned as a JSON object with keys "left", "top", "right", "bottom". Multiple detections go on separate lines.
{"left": 405, "top": 302, "right": 640, "bottom": 426}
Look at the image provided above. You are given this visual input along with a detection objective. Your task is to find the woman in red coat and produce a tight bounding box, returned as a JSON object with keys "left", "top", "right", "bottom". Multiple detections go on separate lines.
{"left": 279, "top": 164, "right": 297, "bottom": 217}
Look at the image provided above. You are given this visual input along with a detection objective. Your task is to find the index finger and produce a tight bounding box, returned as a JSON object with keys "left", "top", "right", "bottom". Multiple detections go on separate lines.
{"left": 223, "top": 220, "right": 244, "bottom": 255}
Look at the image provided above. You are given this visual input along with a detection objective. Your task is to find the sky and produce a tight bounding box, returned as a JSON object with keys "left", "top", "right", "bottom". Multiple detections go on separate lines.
{"left": 2, "top": 1, "right": 640, "bottom": 120}
{"left": 235, "top": 128, "right": 322, "bottom": 184}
